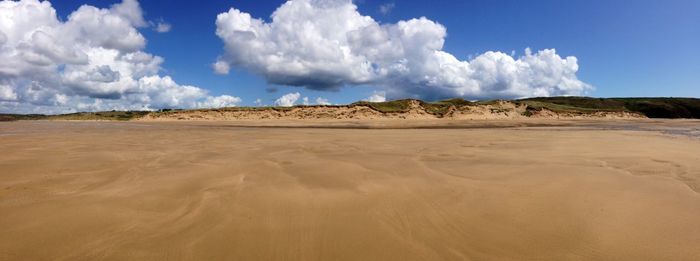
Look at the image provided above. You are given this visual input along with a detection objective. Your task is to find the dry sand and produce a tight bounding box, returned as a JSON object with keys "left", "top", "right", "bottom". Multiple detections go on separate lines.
{"left": 1, "top": 120, "right": 700, "bottom": 260}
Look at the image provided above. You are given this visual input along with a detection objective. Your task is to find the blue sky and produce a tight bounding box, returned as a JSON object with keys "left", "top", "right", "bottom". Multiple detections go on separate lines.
{"left": 1, "top": 0, "right": 698, "bottom": 112}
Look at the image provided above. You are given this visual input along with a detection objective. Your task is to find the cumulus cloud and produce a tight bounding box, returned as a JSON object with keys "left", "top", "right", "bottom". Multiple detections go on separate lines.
{"left": 212, "top": 60, "right": 230, "bottom": 75}
{"left": 0, "top": 0, "right": 239, "bottom": 114}
{"left": 110, "top": 0, "right": 147, "bottom": 27}
{"left": 0, "top": 85, "right": 18, "bottom": 101}
{"left": 197, "top": 95, "right": 240, "bottom": 108}
{"left": 155, "top": 22, "right": 171, "bottom": 33}
{"left": 274, "top": 92, "right": 300, "bottom": 107}
{"left": 215, "top": 0, "right": 591, "bottom": 100}
{"left": 315, "top": 97, "right": 331, "bottom": 105}
{"left": 364, "top": 91, "right": 386, "bottom": 102}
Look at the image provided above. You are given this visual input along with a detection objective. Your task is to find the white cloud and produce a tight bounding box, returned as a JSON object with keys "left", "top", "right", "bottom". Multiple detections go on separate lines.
{"left": 364, "top": 91, "right": 386, "bottom": 102}
{"left": 0, "top": 30, "right": 7, "bottom": 46}
{"left": 274, "top": 92, "right": 300, "bottom": 107}
{"left": 197, "top": 95, "right": 241, "bottom": 108}
{"left": 0, "top": 0, "right": 239, "bottom": 114}
{"left": 212, "top": 60, "right": 230, "bottom": 75}
{"left": 110, "top": 0, "right": 147, "bottom": 27}
{"left": 155, "top": 22, "right": 171, "bottom": 33}
{"left": 0, "top": 85, "right": 17, "bottom": 101}
{"left": 379, "top": 3, "right": 395, "bottom": 15}
{"left": 315, "top": 97, "right": 331, "bottom": 105}
{"left": 302, "top": 96, "right": 310, "bottom": 105}
{"left": 215, "top": 0, "right": 591, "bottom": 100}
{"left": 253, "top": 98, "right": 263, "bottom": 106}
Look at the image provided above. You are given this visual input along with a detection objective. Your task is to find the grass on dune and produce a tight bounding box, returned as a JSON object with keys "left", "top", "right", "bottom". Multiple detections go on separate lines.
{"left": 351, "top": 99, "right": 415, "bottom": 113}
{"left": 47, "top": 111, "right": 151, "bottom": 121}
{"left": 353, "top": 98, "right": 477, "bottom": 117}
{"left": 421, "top": 98, "right": 475, "bottom": 116}
{"left": 1, "top": 111, "right": 150, "bottom": 121}
{"left": 519, "top": 97, "right": 700, "bottom": 118}
{"left": 0, "top": 114, "right": 46, "bottom": 121}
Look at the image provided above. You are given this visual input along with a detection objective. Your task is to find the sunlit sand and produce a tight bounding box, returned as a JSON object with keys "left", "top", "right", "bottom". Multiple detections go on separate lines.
{"left": 1, "top": 120, "right": 700, "bottom": 260}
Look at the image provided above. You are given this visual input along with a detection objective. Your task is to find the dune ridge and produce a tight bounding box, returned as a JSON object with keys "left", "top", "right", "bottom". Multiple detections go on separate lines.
{"left": 7, "top": 96, "right": 700, "bottom": 121}
{"left": 139, "top": 100, "right": 644, "bottom": 121}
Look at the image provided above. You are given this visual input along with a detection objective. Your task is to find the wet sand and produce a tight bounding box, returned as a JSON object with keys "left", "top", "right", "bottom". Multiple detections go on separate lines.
{"left": 1, "top": 120, "right": 700, "bottom": 260}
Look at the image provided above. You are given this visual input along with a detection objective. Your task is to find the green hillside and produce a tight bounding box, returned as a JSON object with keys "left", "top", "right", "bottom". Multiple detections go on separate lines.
{"left": 519, "top": 97, "right": 700, "bottom": 118}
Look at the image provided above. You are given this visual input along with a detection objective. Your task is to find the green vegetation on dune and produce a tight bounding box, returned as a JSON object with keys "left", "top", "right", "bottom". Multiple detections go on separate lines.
{"left": 48, "top": 111, "right": 151, "bottom": 121}
{"left": 352, "top": 98, "right": 476, "bottom": 117}
{"left": 0, "top": 114, "right": 46, "bottom": 122}
{"left": 422, "top": 98, "right": 475, "bottom": 116}
{"left": 0, "top": 111, "right": 150, "bottom": 121}
{"left": 519, "top": 97, "right": 626, "bottom": 111}
{"left": 351, "top": 99, "right": 415, "bottom": 113}
{"left": 618, "top": 98, "right": 700, "bottom": 118}
{"left": 519, "top": 97, "right": 700, "bottom": 118}
{"left": 355, "top": 97, "right": 700, "bottom": 118}
{"left": 437, "top": 98, "right": 476, "bottom": 106}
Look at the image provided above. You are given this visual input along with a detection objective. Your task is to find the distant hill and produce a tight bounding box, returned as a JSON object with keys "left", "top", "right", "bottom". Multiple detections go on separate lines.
{"left": 2, "top": 97, "right": 699, "bottom": 121}
{"left": 519, "top": 97, "right": 700, "bottom": 119}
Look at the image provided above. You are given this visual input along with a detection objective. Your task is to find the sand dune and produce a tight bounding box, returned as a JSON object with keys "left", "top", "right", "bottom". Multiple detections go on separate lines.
{"left": 1, "top": 120, "right": 700, "bottom": 260}
{"left": 138, "top": 100, "right": 644, "bottom": 121}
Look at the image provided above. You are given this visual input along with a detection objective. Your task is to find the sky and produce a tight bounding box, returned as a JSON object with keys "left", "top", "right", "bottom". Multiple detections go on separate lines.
{"left": 0, "top": 0, "right": 698, "bottom": 113}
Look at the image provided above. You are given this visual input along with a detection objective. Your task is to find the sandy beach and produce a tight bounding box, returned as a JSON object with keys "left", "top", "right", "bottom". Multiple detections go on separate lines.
{"left": 1, "top": 120, "right": 700, "bottom": 260}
